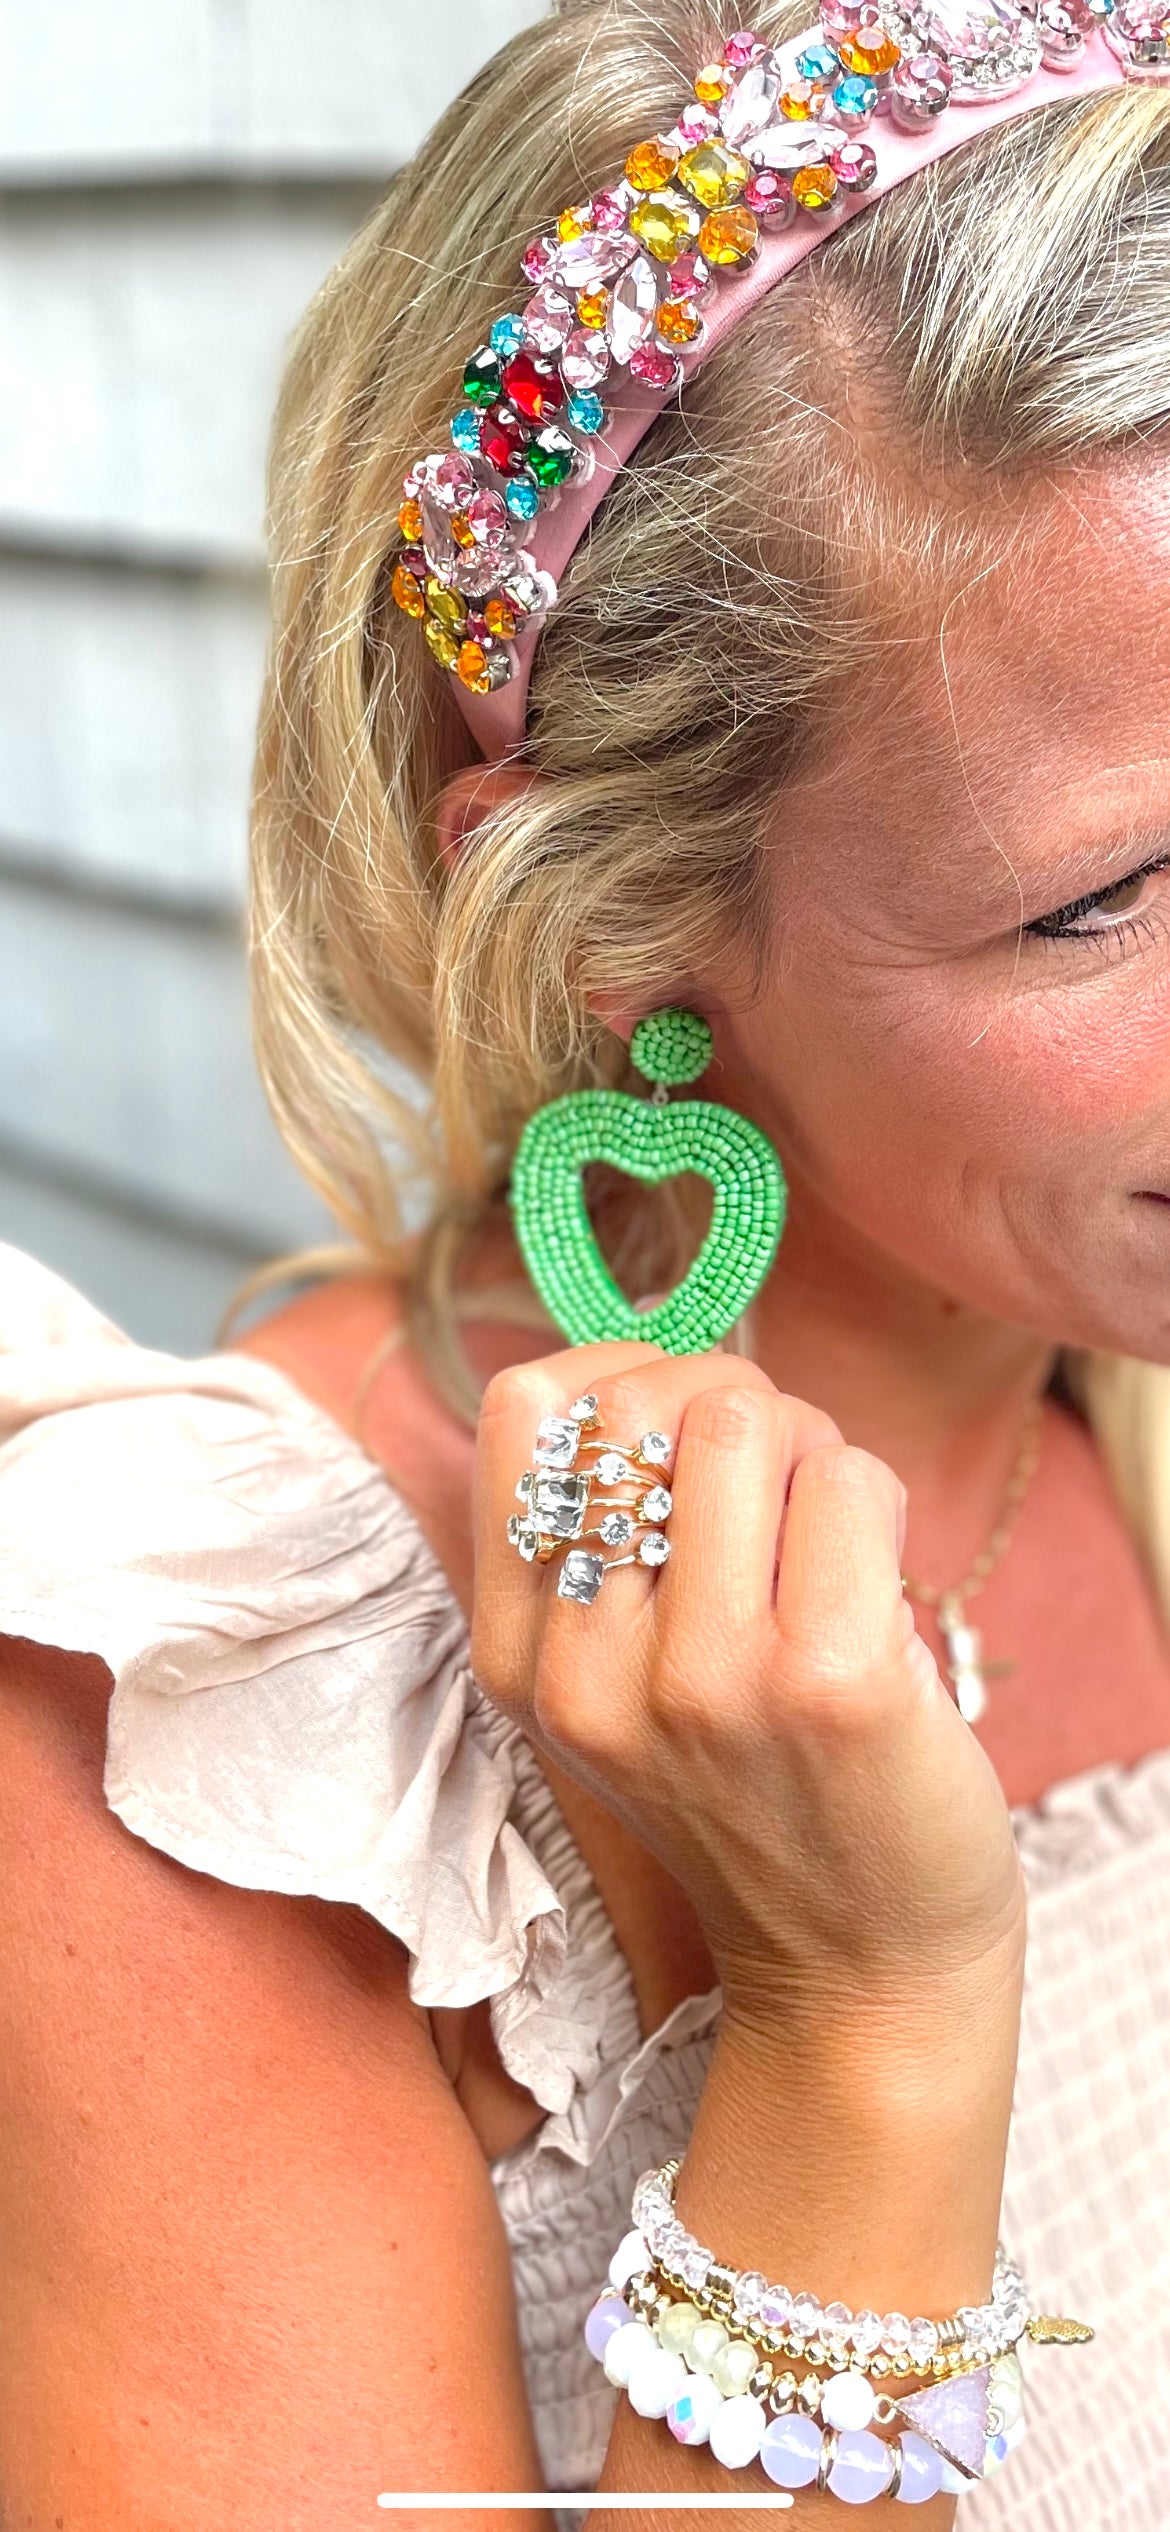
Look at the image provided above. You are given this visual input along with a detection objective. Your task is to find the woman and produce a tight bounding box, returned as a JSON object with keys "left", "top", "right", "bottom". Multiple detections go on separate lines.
{"left": 1, "top": 0, "right": 1168, "bottom": 2521}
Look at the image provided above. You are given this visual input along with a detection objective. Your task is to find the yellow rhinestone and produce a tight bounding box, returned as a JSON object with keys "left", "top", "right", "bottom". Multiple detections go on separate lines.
{"left": 576, "top": 289, "right": 609, "bottom": 329}
{"left": 425, "top": 576, "right": 467, "bottom": 633}
{"left": 792, "top": 161, "right": 838, "bottom": 212}
{"left": 423, "top": 616, "right": 461, "bottom": 671}
{"left": 397, "top": 496, "right": 423, "bottom": 541}
{"left": 657, "top": 297, "right": 702, "bottom": 347}
{"left": 677, "top": 139, "right": 750, "bottom": 209}
{"left": 450, "top": 510, "right": 477, "bottom": 551}
{"left": 630, "top": 189, "right": 702, "bottom": 263}
{"left": 558, "top": 202, "right": 589, "bottom": 241}
{"left": 780, "top": 80, "right": 820, "bottom": 118}
{"left": 391, "top": 562, "right": 425, "bottom": 619}
{"left": 625, "top": 137, "right": 679, "bottom": 191}
{"left": 485, "top": 595, "right": 519, "bottom": 639}
{"left": 696, "top": 204, "right": 759, "bottom": 266}
{"left": 456, "top": 638, "right": 491, "bottom": 692}
{"left": 694, "top": 61, "right": 729, "bottom": 103}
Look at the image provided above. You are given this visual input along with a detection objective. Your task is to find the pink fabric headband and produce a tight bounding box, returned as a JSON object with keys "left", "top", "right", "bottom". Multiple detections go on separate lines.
{"left": 392, "top": 4, "right": 1167, "bottom": 763}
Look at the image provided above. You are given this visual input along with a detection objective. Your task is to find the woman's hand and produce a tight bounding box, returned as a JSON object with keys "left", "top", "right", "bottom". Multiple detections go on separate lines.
{"left": 472, "top": 1341, "right": 1025, "bottom": 2039}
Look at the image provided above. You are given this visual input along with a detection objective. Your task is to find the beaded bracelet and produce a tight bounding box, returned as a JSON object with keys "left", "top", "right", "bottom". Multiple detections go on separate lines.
{"left": 581, "top": 2159, "right": 1093, "bottom": 2499}
{"left": 632, "top": 2158, "right": 1031, "bottom": 2375}
{"left": 586, "top": 2281, "right": 1029, "bottom": 2499}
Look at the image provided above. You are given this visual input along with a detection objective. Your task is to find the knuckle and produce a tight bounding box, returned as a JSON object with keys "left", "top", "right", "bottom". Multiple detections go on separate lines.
{"left": 802, "top": 1440, "right": 902, "bottom": 1505}
{"left": 684, "top": 1381, "right": 775, "bottom": 1455}
{"left": 478, "top": 1362, "right": 547, "bottom": 1434}
{"left": 773, "top": 1393, "right": 843, "bottom": 1452}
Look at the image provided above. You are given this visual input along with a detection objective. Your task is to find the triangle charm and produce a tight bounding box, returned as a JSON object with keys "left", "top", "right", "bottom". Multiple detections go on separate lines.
{"left": 891, "top": 2366, "right": 991, "bottom": 2481}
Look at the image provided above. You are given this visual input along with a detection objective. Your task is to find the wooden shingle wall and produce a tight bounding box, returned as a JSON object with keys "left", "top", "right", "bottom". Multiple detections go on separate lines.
{"left": 0, "top": 0, "right": 544, "bottom": 1349}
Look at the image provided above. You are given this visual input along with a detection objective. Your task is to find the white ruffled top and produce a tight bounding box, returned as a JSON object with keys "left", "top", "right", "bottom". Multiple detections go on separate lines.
{"left": 2, "top": 1242, "right": 1170, "bottom": 2520}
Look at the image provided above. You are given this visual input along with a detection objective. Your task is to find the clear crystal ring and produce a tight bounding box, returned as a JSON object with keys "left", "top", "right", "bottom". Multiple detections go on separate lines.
{"left": 506, "top": 1390, "right": 675, "bottom": 1603}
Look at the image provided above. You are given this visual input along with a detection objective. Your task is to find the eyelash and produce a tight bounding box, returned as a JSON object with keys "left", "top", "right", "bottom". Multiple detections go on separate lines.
{"left": 1025, "top": 854, "right": 1170, "bottom": 949}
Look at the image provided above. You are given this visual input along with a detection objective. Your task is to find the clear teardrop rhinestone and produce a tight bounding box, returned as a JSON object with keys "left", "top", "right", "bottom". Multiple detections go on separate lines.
{"left": 605, "top": 254, "right": 661, "bottom": 364}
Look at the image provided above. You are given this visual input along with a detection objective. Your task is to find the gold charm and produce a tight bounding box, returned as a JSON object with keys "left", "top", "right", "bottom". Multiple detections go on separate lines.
{"left": 1026, "top": 2316, "right": 1095, "bottom": 2345}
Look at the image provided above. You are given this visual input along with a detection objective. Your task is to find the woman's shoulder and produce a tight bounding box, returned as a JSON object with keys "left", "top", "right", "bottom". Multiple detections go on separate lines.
{"left": 0, "top": 1245, "right": 572, "bottom": 2077}
{"left": 0, "top": 1243, "right": 459, "bottom": 1670}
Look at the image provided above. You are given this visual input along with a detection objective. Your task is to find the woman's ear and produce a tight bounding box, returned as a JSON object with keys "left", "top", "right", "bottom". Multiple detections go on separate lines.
{"left": 434, "top": 760, "right": 543, "bottom": 870}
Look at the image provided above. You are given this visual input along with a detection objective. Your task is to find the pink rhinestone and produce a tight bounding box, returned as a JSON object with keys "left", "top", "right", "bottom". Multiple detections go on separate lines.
{"left": 465, "top": 489, "right": 509, "bottom": 543}
{"left": 432, "top": 452, "right": 476, "bottom": 504}
{"left": 829, "top": 138, "right": 877, "bottom": 186}
{"left": 744, "top": 168, "right": 796, "bottom": 220}
{"left": 673, "top": 103, "right": 720, "bottom": 144}
{"left": 464, "top": 612, "right": 490, "bottom": 641}
{"left": 666, "top": 249, "right": 714, "bottom": 299}
{"left": 819, "top": 0, "right": 878, "bottom": 31}
{"left": 628, "top": 344, "right": 680, "bottom": 389}
{"left": 723, "top": 27, "right": 768, "bottom": 65}
{"left": 402, "top": 465, "right": 424, "bottom": 498}
{"left": 591, "top": 188, "right": 628, "bottom": 232}
{"left": 521, "top": 235, "right": 555, "bottom": 284}
{"left": 523, "top": 284, "right": 574, "bottom": 354}
{"left": 560, "top": 325, "right": 611, "bottom": 391}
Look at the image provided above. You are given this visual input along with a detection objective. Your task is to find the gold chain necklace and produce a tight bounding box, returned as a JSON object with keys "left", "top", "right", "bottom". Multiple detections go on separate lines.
{"left": 902, "top": 1397, "right": 1045, "bottom": 1726}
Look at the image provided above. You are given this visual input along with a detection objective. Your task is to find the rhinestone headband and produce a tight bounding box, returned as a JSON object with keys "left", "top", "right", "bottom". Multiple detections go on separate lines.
{"left": 393, "top": 0, "right": 1168, "bottom": 761}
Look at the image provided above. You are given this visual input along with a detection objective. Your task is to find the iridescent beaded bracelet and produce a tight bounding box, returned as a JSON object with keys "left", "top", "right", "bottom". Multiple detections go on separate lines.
{"left": 632, "top": 2158, "right": 1033, "bottom": 2375}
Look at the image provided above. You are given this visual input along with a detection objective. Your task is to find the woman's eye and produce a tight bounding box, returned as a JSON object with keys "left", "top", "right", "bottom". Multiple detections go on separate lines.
{"left": 1027, "top": 857, "right": 1170, "bottom": 942}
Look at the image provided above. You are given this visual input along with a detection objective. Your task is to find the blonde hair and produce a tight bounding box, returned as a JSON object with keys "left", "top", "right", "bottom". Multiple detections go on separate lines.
{"left": 250, "top": 0, "right": 1170, "bottom": 1419}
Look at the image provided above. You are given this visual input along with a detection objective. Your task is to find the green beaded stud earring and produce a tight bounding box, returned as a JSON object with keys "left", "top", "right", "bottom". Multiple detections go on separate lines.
{"left": 509, "top": 1007, "right": 787, "bottom": 1356}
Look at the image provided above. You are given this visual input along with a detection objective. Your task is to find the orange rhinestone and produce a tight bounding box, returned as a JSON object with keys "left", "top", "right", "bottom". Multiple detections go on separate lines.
{"left": 625, "top": 137, "right": 679, "bottom": 191}
{"left": 450, "top": 510, "right": 476, "bottom": 550}
{"left": 694, "top": 62, "right": 730, "bottom": 103}
{"left": 780, "top": 78, "right": 832, "bottom": 118}
{"left": 456, "top": 639, "right": 491, "bottom": 693}
{"left": 792, "top": 161, "right": 838, "bottom": 212}
{"left": 576, "top": 289, "right": 609, "bottom": 329}
{"left": 696, "top": 204, "right": 759, "bottom": 266}
{"left": 558, "top": 202, "right": 590, "bottom": 242}
{"left": 837, "top": 24, "right": 901, "bottom": 72}
{"left": 391, "top": 562, "right": 425, "bottom": 619}
{"left": 485, "top": 596, "right": 519, "bottom": 640}
{"left": 657, "top": 298, "right": 702, "bottom": 347}
{"left": 398, "top": 496, "right": 423, "bottom": 541}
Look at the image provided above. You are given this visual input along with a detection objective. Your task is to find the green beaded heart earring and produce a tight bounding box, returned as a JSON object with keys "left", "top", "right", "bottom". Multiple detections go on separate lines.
{"left": 509, "top": 1007, "right": 787, "bottom": 1356}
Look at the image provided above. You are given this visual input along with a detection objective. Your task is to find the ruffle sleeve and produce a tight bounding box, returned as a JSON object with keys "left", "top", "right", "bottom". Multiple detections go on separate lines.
{"left": 0, "top": 1243, "right": 589, "bottom": 2113}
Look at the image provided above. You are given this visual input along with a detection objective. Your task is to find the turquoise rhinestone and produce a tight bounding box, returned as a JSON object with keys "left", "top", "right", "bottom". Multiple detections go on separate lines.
{"left": 450, "top": 408, "right": 482, "bottom": 453}
{"left": 832, "top": 72, "right": 878, "bottom": 120}
{"left": 504, "top": 478, "right": 541, "bottom": 521}
{"left": 463, "top": 344, "right": 503, "bottom": 406}
{"left": 490, "top": 313, "right": 527, "bottom": 357}
{"left": 796, "top": 38, "right": 840, "bottom": 77}
{"left": 566, "top": 389, "right": 604, "bottom": 435}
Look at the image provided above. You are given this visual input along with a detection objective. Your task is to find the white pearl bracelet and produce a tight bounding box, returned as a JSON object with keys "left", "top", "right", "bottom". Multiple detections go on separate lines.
{"left": 630, "top": 2159, "right": 1032, "bottom": 2375}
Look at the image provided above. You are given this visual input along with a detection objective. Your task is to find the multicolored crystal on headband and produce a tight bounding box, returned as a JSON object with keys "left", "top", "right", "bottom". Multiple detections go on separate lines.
{"left": 393, "top": 0, "right": 1168, "bottom": 740}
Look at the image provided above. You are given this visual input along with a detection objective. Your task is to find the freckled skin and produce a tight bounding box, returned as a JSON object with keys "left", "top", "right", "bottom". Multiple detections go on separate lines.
{"left": 711, "top": 461, "right": 1170, "bottom": 1362}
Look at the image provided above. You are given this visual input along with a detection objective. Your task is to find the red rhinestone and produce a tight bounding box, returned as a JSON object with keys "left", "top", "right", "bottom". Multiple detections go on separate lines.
{"left": 501, "top": 352, "right": 565, "bottom": 423}
{"left": 479, "top": 402, "right": 530, "bottom": 473}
